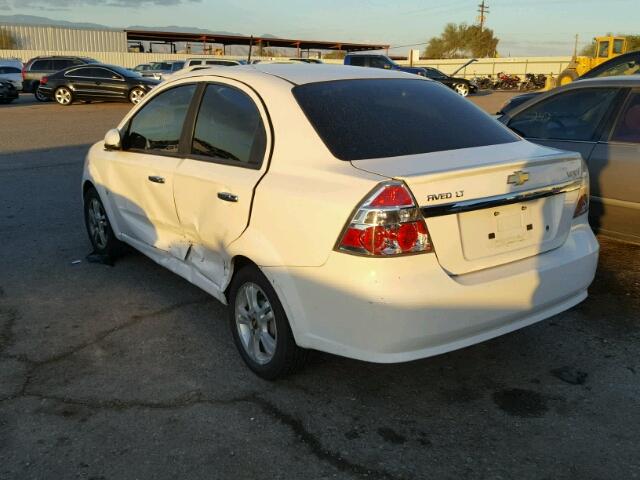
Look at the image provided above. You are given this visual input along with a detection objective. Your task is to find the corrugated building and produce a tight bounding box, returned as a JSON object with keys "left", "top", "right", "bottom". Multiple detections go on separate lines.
{"left": 0, "top": 23, "right": 127, "bottom": 52}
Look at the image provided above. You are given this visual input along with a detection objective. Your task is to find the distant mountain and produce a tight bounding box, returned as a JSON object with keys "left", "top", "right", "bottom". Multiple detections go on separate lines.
{"left": 0, "top": 14, "right": 281, "bottom": 39}
{"left": 0, "top": 14, "right": 110, "bottom": 30}
{"left": 126, "top": 25, "right": 245, "bottom": 36}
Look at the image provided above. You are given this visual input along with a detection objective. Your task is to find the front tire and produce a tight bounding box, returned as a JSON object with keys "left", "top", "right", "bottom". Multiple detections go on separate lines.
{"left": 54, "top": 87, "right": 73, "bottom": 106}
{"left": 228, "top": 265, "right": 307, "bottom": 380}
{"left": 129, "top": 87, "right": 146, "bottom": 105}
{"left": 558, "top": 69, "right": 578, "bottom": 86}
{"left": 454, "top": 83, "right": 470, "bottom": 97}
{"left": 83, "top": 187, "right": 123, "bottom": 258}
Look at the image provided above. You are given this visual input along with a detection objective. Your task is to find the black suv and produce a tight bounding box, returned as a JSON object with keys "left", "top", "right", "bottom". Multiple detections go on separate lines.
{"left": 23, "top": 56, "right": 98, "bottom": 100}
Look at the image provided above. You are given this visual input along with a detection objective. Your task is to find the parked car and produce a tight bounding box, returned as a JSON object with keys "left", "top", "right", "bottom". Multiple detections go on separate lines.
{"left": 0, "top": 59, "right": 24, "bottom": 91}
{"left": 185, "top": 58, "right": 246, "bottom": 67}
{"left": 498, "top": 50, "right": 640, "bottom": 116}
{"left": 83, "top": 64, "right": 597, "bottom": 379}
{"left": 422, "top": 67, "right": 477, "bottom": 97}
{"left": 22, "top": 55, "right": 98, "bottom": 101}
{"left": 0, "top": 79, "right": 19, "bottom": 104}
{"left": 140, "top": 61, "right": 185, "bottom": 81}
{"left": 38, "top": 64, "right": 159, "bottom": 106}
{"left": 344, "top": 53, "right": 427, "bottom": 77}
{"left": 499, "top": 76, "right": 640, "bottom": 243}
{"left": 160, "top": 65, "right": 211, "bottom": 82}
{"left": 132, "top": 63, "right": 153, "bottom": 74}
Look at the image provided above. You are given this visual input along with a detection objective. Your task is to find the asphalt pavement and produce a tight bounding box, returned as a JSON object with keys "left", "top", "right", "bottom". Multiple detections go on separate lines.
{"left": 1, "top": 92, "right": 639, "bottom": 480}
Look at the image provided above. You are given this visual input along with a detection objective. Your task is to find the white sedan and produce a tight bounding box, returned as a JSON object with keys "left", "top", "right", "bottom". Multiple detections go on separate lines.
{"left": 82, "top": 64, "right": 598, "bottom": 379}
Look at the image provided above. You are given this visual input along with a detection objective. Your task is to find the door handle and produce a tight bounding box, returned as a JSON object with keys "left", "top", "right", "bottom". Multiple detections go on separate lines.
{"left": 217, "top": 192, "right": 238, "bottom": 203}
{"left": 148, "top": 175, "right": 165, "bottom": 184}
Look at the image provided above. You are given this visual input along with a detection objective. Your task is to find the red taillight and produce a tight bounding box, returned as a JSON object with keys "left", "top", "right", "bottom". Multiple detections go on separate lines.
{"left": 573, "top": 161, "right": 590, "bottom": 218}
{"left": 337, "top": 182, "right": 433, "bottom": 256}
{"left": 40, "top": 76, "right": 48, "bottom": 85}
{"left": 368, "top": 184, "right": 413, "bottom": 207}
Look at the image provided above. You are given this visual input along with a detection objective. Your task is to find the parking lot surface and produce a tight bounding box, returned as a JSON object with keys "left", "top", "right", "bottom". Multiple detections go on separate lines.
{"left": 1, "top": 92, "right": 639, "bottom": 480}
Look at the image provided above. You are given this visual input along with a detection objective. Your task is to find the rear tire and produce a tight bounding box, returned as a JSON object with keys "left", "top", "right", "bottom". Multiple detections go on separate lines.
{"left": 228, "top": 265, "right": 308, "bottom": 380}
{"left": 34, "top": 86, "right": 49, "bottom": 102}
{"left": 83, "top": 187, "right": 124, "bottom": 259}
{"left": 54, "top": 87, "right": 73, "bottom": 106}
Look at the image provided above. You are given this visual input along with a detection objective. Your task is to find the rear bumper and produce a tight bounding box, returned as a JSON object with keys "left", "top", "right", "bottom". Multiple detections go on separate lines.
{"left": 37, "top": 86, "right": 54, "bottom": 98}
{"left": 0, "top": 89, "right": 19, "bottom": 100}
{"left": 263, "top": 221, "right": 599, "bottom": 363}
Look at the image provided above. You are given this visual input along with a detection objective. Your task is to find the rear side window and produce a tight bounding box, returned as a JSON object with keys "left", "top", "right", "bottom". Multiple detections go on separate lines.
{"left": 611, "top": 92, "right": 640, "bottom": 143}
{"left": 348, "top": 56, "right": 366, "bottom": 67}
{"left": 508, "top": 88, "right": 618, "bottom": 141}
{"left": 53, "top": 59, "right": 73, "bottom": 70}
{"left": 369, "top": 57, "right": 391, "bottom": 69}
{"left": 191, "top": 84, "right": 266, "bottom": 166}
{"left": 124, "top": 85, "right": 196, "bottom": 154}
{"left": 293, "top": 79, "right": 518, "bottom": 161}
{"left": 31, "top": 60, "right": 52, "bottom": 71}
{"left": 597, "top": 58, "right": 640, "bottom": 78}
{"left": 0, "top": 67, "right": 20, "bottom": 74}
{"left": 66, "top": 67, "right": 93, "bottom": 77}
{"left": 189, "top": 60, "right": 202, "bottom": 66}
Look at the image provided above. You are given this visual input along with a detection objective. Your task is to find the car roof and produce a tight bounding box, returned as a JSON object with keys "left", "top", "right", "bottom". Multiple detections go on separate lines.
{"left": 246, "top": 63, "right": 414, "bottom": 85}
{"left": 562, "top": 75, "right": 640, "bottom": 88}
{"left": 163, "top": 64, "right": 428, "bottom": 94}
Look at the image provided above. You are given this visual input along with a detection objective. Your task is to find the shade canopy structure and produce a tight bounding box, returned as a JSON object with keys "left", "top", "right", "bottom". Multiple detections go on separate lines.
{"left": 125, "top": 29, "right": 389, "bottom": 54}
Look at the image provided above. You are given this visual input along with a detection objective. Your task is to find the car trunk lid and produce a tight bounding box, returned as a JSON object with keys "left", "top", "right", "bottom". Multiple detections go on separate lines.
{"left": 351, "top": 141, "right": 584, "bottom": 275}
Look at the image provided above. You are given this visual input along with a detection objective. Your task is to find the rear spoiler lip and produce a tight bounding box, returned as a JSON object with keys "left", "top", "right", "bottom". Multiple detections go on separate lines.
{"left": 421, "top": 179, "right": 582, "bottom": 218}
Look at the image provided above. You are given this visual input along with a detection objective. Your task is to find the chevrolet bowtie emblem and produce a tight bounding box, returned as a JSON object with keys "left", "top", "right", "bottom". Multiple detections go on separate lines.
{"left": 507, "top": 170, "right": 530, "bottom": 186}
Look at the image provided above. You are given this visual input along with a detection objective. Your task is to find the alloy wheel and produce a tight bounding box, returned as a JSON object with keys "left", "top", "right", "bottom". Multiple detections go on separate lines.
{"left": 235, "top": 282, "right": 278, "bottom": 365}
{"left": 55, "top": 88, "right": 72, "bottom": 105}
{"left": 87, "top": 197, "right": 108, "bottom": 250}
{"left": 130, "top": 89, "right": 145, "bottom": 104}
{"left": 454, "top": 83, "right": 469, "bottom": 97}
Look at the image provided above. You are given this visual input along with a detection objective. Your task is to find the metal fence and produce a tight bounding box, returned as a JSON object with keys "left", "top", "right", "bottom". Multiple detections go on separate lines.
{"left": 0, "top": 24, "right": 127, "bottom": 52}
{"left": 0, "top": 48, "right": 572, "bottom": 77}
{"left": 323, "top": 57, "right": 573, "bottom": 78}
{"left": 0, "top": 50, "right": 253, "bottom": 67}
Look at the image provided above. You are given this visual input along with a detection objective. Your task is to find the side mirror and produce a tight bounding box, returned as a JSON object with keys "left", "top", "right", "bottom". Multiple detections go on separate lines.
{"left": 104, "top": 129, "right": 122, "bottom": 151}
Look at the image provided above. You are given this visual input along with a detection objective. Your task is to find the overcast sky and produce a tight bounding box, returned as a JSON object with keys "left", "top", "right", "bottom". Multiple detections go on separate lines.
{"left": 2, "top": 0, "right": 637, "bottom": 56}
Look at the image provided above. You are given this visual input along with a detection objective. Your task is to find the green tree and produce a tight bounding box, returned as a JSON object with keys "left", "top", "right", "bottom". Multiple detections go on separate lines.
{"left": 423, "top": 23, "right": 499, "bottom": 59}
{"left": 0, "top": 28, "right": 17, "bottom": 49}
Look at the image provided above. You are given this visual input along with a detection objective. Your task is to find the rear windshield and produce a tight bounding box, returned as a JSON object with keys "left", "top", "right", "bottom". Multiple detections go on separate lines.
{"left": 293, "top": 79, "right": 518, "bottom": 161}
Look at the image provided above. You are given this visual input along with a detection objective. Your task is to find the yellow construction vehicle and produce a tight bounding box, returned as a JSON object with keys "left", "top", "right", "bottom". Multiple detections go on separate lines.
{"left": 558, "top": 35, "right": 628, "bottom": 85}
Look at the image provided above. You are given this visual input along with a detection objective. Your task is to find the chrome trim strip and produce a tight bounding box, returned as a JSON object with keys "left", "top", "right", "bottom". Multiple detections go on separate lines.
{"left": 421, "top": 179, "right": 582, "bottom": 217}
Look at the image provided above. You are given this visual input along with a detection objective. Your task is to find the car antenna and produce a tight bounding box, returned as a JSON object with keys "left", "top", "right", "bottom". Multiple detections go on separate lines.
{"left": 248, "top": 35, "right": 253, "bottom": 63}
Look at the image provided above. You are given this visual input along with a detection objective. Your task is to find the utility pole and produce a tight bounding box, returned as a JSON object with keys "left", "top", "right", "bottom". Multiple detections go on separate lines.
{"left": 477, "top": 0, "right": 489, "bottom": 31}
{"left": 572, "top": 33, "right": 579, "bottom": 58}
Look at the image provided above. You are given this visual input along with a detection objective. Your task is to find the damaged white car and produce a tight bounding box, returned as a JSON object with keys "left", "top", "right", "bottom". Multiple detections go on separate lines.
{"left": 82, "top": 64, "right": 598, "bottom": 379}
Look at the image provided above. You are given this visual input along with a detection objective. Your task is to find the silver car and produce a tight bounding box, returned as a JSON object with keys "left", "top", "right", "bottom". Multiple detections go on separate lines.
{"left": 499, "top": 76, "right": 640, "bottom": 244}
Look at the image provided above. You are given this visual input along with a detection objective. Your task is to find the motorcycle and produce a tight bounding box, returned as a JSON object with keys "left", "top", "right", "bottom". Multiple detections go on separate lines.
{"left": 470, "top": 75, "right": 493, "bottom": 90}
{"left": 493, "top": 72, "right": 521, "bottom": 90}
{"left": 519, "top": 73, "right": 547, "bottom": 91}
